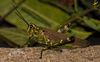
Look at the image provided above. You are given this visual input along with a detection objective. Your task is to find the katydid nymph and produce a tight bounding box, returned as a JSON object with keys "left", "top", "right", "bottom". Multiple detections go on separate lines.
{"left": 93, "top": 0, "right": 98, "bottom": 5}
{"left": 12, "top": 4, "right": 90, "bottom": 59}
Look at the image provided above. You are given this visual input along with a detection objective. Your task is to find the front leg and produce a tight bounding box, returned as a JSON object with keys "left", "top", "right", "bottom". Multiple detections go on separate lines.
{"left": 21, "top": 36, "right": 36, "bottom": 47}
{"left": 21, "top": 37, "right": 32, "bottom": 47}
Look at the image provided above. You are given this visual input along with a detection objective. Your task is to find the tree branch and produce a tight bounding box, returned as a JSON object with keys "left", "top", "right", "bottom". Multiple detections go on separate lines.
{"left": 57, "top": 4, "right": 100, "bottom": 30}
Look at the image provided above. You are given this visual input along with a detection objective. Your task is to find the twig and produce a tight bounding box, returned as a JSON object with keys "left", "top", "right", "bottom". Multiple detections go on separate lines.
{"left": 0, "top": 0, "right": 25, "bottom": 21}
{"left": 57, "top": 4, "right": 100, "bottom": 30}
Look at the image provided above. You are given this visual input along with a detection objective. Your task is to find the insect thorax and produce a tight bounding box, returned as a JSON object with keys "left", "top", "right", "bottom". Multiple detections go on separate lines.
{"left": 27, "top": 23, "right": 48, "bottom": 44}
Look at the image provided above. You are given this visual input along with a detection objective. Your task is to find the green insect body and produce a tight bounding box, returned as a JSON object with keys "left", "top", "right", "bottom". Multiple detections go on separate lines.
{"left": 12, "top": 3, "right": 89, "bottom": 59}
{"left": 27, "top": 23, "right": 74, "bottom": 47}
{"left": 26, "top": 23, "right": 75, "bottom": 59}
{"left": 93, "top": 0, "right": 98, "bottom": 5}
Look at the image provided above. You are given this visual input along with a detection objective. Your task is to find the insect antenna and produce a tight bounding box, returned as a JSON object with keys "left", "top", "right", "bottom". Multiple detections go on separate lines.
{"left": 11, "top": 3, "right": 29, "bottom": 26}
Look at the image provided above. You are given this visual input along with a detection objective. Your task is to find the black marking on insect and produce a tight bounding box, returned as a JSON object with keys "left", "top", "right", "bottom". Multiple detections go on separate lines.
{"left": 12, "top": 3, "right": 90, "bottom": 59}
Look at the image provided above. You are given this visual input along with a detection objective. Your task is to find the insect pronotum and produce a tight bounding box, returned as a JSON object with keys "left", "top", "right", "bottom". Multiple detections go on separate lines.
{"left": 12, "top": 3, "right": 90, "bottom": 59}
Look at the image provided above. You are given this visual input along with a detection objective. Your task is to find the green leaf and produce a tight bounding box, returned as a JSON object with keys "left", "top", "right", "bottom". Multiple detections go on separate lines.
{"left": 98, "top": 24, "right": 100, "bottom": 30}
{"left": 0, "top": 0, "right": 70, "bottom": 30}
{"left": 81, "top": 0, "right": 93, "bottom": 7}
{"left": 0, "top": 34, "right": 20, "bottom": 47}
{"left": 0, "top": 28, "right": 28, "bottom": 46}
{"left": 83, "top": 17, "right": 100, "bottom": 31}
{"left": 65, "top": 29, "right": 92, "bottom": 39}
{"left": 74, "top": 0, "right": 78, "bottom": 13}
{"left": 39, "top": 0, "right": 74, "bottom": 13}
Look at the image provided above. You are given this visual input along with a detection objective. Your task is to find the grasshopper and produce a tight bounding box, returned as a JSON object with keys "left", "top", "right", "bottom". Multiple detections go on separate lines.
{"left": 12, "top": 4, "right": 90, "bottom": 59}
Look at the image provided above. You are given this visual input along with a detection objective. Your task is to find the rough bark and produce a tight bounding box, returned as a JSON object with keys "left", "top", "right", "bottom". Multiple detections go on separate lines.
{"left": 0, "top": 45, "right": 100, "bottom": 62}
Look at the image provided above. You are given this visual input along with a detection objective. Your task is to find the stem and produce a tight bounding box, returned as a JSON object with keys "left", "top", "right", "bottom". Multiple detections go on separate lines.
{"left": 57, "top": 4, "right": 100, "bottom": 30}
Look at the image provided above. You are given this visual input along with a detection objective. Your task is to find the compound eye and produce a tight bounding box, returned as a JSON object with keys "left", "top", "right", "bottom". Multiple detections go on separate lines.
{"left": 30, "top": 25, "right": 33, "bottom": 28}
{"left": 42, "top": 30, "right": 45, "bottom": 32}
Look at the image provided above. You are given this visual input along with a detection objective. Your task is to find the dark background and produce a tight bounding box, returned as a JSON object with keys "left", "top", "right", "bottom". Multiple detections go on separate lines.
{"left": 0, "top": 0, "right": 100, "bottom": 47}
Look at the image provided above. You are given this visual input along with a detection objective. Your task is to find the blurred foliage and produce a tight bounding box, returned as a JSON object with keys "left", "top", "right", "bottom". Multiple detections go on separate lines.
{"left": 0, "top": 0, "right": 100, "bottom": 47}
